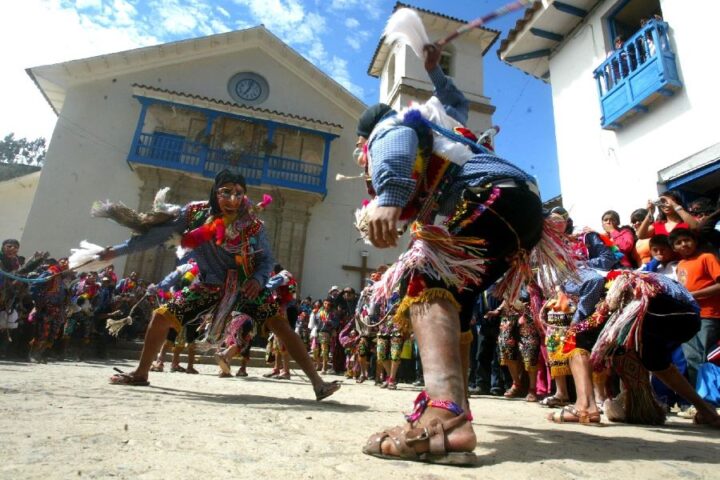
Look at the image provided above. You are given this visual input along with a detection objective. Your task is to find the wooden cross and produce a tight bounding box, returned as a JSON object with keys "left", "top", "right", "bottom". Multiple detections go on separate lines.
{"left": 341, "top": 253, "right": 376, "bottom": 292}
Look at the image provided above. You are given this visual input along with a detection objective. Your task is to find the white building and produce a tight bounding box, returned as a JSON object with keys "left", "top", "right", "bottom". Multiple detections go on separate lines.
{"left": 0, "top": 164, "right": 41, "bottom": 242}
{"left": 498, "top": 0, "right": 719, "bottom": 229}
{"left": 369, "top": 3, "right": 499, "bottom": 135}
{"left": 24, "top": 26, "right": 405, "bottom": 298}
{"left": 23, "top": 4, "right": 499, "bottom": 297}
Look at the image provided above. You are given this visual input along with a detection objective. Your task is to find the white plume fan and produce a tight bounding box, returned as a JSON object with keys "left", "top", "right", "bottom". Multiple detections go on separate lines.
{"left": 383, "top": 8, "right": 430, "bottom": 59}
{"left": 68, "top": 240, "right": 114, "bottom": 273}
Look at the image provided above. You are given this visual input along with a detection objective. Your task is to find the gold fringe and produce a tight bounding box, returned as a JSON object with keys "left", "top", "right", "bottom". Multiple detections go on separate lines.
{"left": 155, "top": 305, "right": 182, "bottom": 332}
{"left": 592, "top": 370, "right": 609, "bottom": 384}
{"left": 550, "top": 365, "right": 571, "bottom": 378}
{"left": 394, "top": 288, "right": 461, "bottom": 334}
{"left": 555, "top": 347, "right": 590, "bottom": 363}
{"left": 460, "top": 330, "right": 474, "bottom": 346}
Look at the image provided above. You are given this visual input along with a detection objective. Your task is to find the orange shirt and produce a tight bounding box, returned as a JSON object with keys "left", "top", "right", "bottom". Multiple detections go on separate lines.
{"left": 635, "top": 238, "right": 652, "bottom": 266}
{"left": 677, "top": 253, "right": 720, "bottom": 319}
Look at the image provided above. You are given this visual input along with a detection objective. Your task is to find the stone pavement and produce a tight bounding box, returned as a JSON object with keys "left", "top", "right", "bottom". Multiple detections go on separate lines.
{"left": 1, "top": 359, "right": 718, "bottom": 479}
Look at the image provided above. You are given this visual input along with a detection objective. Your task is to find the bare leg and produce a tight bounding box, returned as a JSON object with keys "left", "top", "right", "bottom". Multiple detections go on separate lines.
{"left": 153, "top": 341, "right": 170, "bottom": 367}
{"left": 186, "top": 343, "right": 197, "bottom": 372}
{"left": 358, "top": 355, "right": 369, "bottom": 379}
{"left": 459, "top": 337, "right": 471, "bottom": 395}
{"left": 281, "top": 351, "right": 290, "bottom": 375}
{"left": 653, "top": 365, "right": 720, "bottom": 425}
{"left": 389, "top": 360, "right": 401, "bottom": 385}
{"left": 527, "top": 368, "right": 537, "bottom": 392}
{"left": 593, "top": 369, "right": 609, "bottom": 405}
{"left": 171, "top": 345, "right": 182, "bottom": 369}
{"left": 569, "top": 353, "right": 599, "bottom": 414}
{"left": 123, "top": 312, "right": 173, "bottom": 380}
{"left": 312, "top": 344, "right": 320, "bottom": 370}
{"left": 376, "top": 299, "right": 476, "bottom": 456}
{"left": 553, "top": 375, "right": 569, "bottom": 400}
{"left": 266, "top": 315, "right": 326, "bottom": 391}
{"left": 382, "top": 360, "right": 392, "bottom": 380}
{"left": 505, "top": 359, "right": 524, "bottom": 388}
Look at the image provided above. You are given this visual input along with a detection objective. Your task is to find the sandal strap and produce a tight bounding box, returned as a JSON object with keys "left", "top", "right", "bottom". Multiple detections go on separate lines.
{"left": 405, "top": 391, "right": 469, "bottom": 423}
{"left": 404, "top": 414, "right": 468, "bottom": 455}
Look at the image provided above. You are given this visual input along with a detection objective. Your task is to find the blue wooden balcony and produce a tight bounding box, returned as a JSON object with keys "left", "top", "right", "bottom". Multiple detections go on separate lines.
{"left": 593, "top": 20, "right": 682, "bottom": 130}
{"left": 129, "top": 132, "right": 328, "bottom": 195}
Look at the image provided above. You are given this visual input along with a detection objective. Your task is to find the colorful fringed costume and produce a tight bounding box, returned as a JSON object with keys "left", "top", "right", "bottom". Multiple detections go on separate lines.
{"left": 80, "top": 183, "right": 278, "bottom": 349}
{"left": 29, "top": 263, "right": 71, "bottom": 350}
{"left": 355, "top": 65, "right": 576, "bottom": 336}
{"left": 563, "top": 271, "right": 700, "bottom": 424}
{"left": 498, "top": 299, "right": 540, "bottom": 373}
{"left": 541, "top": 290, "right": 577, "bottom": 377}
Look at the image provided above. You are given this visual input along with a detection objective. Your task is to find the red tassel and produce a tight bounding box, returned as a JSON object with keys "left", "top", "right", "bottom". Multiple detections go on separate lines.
{"left": 214, "top": 218, "right": 225, "bottom": 246}
{"left": 181, "top": 220, "right": 217, "bottom": 249}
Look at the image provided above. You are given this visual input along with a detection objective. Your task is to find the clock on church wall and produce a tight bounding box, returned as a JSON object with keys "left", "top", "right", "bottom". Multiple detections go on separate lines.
{"left": 228, "top": 72, "right": 269, "bottom": 105}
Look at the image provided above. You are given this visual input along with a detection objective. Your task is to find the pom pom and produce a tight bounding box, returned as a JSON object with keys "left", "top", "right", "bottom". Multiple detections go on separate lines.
{"left": 257, "top": 194, "right": 273, "bottom": 210}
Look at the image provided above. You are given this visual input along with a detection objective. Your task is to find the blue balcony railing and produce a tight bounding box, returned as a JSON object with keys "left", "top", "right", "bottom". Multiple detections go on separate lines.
{"left": 593, "top": 20, "right": 682, "bottom": 130}
{"left": 129, "top": 132, "right": 327, "bottom": 194}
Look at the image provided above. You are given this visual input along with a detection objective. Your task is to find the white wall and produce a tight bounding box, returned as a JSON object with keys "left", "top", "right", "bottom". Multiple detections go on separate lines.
{"left": 0, "top": 172, "right": 39, "bottom": 243}
{"left": 549, "top": 0, "right": 720, "bottom": 230}
{"left": 22, "top": 43, "right": 402, "bottom": 300}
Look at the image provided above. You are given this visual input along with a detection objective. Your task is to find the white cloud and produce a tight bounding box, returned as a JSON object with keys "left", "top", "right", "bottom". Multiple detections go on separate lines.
{"left": 0, "top": 0, "right": 158, "bottom": 140}
{"left": 346, "top": 36, "right": 361, "bottom": 51}
{"left": 345, "top": 17, "right": 359, "bottom": 29}
{"left": 0, "top": 0, "right": 366, "bottom": 140}
{"left": 75, "top": 0, "right": 102, "bottom": 10}
{"left": 329, "top": 0, "right": 384, "bottom": 19}
{"left": 232, "top": 0, "right": 326, "bottom": 44}
{"left": 325, "top": 55, "right": 364, "bottom": 97}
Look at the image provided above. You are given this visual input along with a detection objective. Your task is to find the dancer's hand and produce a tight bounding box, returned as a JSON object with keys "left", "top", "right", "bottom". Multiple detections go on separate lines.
{"left": 99, "top": 247, "right": 115, "bottom": 261}
{"left": 367, "top": 205, "right": 401, "bottom": 248}
{"left": 424, "top": 43, "right": 443, "bottom": 71}
{"left": 241, "top": 279, "right": 262, "bottom": 299}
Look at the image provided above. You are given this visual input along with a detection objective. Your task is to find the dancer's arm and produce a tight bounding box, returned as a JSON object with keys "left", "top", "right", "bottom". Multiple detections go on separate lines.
{"left": 424, "top": 44, "right": 469, "bottom": 125}
{"left": 585, "top": 232, "right": 618, "bottom": 270}
{"left": 106, "top": 213, "right": 187, "bottom": 259}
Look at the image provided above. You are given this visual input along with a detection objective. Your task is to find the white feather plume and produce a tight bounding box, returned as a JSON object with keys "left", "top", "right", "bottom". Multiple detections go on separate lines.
{"left": 68, "top": 240, "right": 113, "bottom": 272}
{"left": 383, "top": 8, "right": 430, "bottom": 59}
{"left": 152, "top": 187, "right": 182, "bottom": 215}
{"left": 354, "top": 198, "right": 379, "bottom": 245}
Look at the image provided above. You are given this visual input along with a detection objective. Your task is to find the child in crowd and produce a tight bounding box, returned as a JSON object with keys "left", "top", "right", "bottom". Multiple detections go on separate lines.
{"left": 670, "top": 228, "right": 720, "bottom": 387}
{"left": 641, "top": 234, "right": 679, "bottom": 280}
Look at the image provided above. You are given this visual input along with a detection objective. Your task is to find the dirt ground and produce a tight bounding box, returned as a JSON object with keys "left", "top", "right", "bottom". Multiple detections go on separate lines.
{"left": 1, "top": 359, "right": 718, "bottom": 480}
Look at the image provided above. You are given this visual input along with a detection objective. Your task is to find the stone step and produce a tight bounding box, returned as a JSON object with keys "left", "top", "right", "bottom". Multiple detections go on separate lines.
{"left": 107, "top": 341, "right": 298, "bottom": 369}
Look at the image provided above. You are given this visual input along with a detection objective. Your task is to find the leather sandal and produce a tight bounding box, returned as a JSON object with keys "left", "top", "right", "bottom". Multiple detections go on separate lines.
{"left": 109, "top": 368, "right": 150, "bottom": 386}
{"left": 503, "top": 383, "right": 526, "bottom": 398}
{"left": 315, "top": 380, "right": 342, "bottom": 401}
{"left": 363, "top": 415, "right": 478, "bottom": 466}
{"left": 149, "top": 362, "right": 164, "bottom": 372}
{"left": 548, "top": 405, "right": 602, "bottom": 425}
{"left": 539, "top": 395, "right": 570, "bottom": 408}
{"left": 214, "top": 353, "right": 231, "bottom": 375}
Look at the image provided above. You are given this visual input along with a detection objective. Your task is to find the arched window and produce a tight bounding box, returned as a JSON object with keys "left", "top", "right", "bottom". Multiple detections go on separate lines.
{"left": 386, "top": 53, "right": 396, "bottom": 96}
{"left": 439, "top": 47, "right": 453, "bottom": 76}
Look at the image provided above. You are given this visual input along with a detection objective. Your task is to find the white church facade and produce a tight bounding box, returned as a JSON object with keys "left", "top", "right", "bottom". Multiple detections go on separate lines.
{"left": 498, "top": 0, "right": 719, "bottom": 229}
{"left": 23, "top": 5, "right": 499, "bottom": 297}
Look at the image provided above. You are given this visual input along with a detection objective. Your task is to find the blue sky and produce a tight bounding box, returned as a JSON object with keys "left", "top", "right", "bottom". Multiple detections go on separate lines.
{"left": 2, "top": 0, "right": 560, "bottom": 199}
